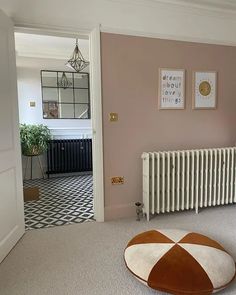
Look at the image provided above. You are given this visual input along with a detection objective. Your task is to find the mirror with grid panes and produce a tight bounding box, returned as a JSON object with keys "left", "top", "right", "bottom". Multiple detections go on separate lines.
{"left": 41, "top": 70, "right": 90, "bottom": 119}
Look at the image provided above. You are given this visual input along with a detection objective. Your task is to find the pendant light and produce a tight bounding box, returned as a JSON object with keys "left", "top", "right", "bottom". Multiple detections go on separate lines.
{"left": 58, "top": 72, "right": 72, "bottom": 89}
{"left": 66, "top": 39, "right": 89, "bottom": 72}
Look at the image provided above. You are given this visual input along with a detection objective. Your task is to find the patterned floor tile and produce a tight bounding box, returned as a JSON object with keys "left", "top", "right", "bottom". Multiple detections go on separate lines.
{"left": 24, "top": 175, "right": 94, "bottom": 230}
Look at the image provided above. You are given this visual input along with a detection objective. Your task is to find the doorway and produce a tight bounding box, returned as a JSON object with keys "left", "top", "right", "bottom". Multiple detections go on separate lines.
{"left": 14, "top": 26, "right": 104, "bottom": 228}
{"left": 0, "top": 10, "right": 105, "bottom": 263}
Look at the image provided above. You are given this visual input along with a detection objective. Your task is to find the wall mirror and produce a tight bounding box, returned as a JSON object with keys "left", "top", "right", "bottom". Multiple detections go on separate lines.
{"left": 41, "top": 70, "right": 90, "bottom": 119}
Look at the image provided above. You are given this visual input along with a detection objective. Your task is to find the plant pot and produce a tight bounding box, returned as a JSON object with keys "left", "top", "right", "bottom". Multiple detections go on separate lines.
{"left": 23, "top": 146, "right": 44, "bottom": 157}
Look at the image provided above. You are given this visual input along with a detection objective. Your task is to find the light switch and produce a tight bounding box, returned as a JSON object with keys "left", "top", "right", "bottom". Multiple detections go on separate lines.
{"left": 29, "top": 101, "right": 36, "bottom": 107}
{"left": 109, "top": 113, "right": 118, "bottom": 122}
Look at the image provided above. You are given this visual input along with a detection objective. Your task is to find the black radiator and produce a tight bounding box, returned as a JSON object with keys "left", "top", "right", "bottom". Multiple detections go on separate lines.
{"left": 46, "top": 139, "right": 92, "bottom": 176}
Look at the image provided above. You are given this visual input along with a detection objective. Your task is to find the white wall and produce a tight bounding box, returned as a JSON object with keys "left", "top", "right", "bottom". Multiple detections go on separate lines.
{"left": 17, "top": 58, "right": 92, "bottom": 139}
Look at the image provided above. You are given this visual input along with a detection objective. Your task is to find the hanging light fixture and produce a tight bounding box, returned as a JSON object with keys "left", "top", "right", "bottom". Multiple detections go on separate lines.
{"left": 58, "top": 72, "right": 72, "bottom": 89}
{"left": 66, "top": 39, "right": 89, "bottom": 72}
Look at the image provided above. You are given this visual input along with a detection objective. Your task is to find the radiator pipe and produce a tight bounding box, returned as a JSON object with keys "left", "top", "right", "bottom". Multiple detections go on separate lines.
{"left": 135, "top": 202, "right": 143, "bottom": 221}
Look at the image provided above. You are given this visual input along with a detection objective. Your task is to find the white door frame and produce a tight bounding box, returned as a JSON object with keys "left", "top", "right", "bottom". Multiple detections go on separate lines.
{"left": 14, "top": 23, "right": 105, "bottom": 222}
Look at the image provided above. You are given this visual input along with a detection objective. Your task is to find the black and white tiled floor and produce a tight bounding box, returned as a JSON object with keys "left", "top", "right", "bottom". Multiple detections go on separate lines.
{"left": 24, "top": 175, "right": 94, "bottom": 230}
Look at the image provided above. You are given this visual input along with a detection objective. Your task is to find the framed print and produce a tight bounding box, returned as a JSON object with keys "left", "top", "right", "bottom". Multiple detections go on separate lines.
{"left": 158, "top": 68, "right": 185, "bottom": 110}
{"left": 193, "top": 71, "right": 217, "bottom": 109}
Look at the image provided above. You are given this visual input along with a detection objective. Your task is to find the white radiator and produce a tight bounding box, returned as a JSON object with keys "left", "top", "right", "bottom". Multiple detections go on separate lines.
{"left": 142, "top": 147, "right": 236, "bottom": 221}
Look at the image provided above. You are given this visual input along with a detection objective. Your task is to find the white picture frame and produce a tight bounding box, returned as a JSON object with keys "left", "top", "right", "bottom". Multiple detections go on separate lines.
{"left": 158, "top": 68, "right": 185, "bottom": 110}
{"left": 193, "top": 71, "right": 217, "bottom": 109}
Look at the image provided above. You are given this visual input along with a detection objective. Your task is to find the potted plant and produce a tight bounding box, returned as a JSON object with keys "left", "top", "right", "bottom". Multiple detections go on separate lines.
{"left": 20, "top": 124, "right": 52, "bottom": 156}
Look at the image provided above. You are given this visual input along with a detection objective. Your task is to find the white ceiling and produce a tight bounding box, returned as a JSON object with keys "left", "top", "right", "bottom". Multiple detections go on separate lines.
{"left": 2, "top": 0, "right": 236, "bottom": 16}
{"left": 15, "top": 33, "right": 89, "bottom": 61}
{"left": 15, "top": 33, "right": 90, "bottom": 71}
{"left": 1, "top": 0, "right": 236, "bottom": 47}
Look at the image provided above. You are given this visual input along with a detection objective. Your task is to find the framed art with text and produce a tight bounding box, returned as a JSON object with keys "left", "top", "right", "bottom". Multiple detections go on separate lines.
{"left": 193, "top": 71, "right": 217, "bottom": 109}
{"left": 158, "top": 68, "right": 185, "bottom": 110}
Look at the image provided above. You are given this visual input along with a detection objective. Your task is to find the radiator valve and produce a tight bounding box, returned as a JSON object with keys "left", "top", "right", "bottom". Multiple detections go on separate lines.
{"left": 135, "top": 202, "right": 143, "bottom": 221}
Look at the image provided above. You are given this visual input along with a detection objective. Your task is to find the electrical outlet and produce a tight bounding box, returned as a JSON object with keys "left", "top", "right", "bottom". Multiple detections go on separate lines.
{"left": 111, "top": 176, "right": 124, "bottom": 185}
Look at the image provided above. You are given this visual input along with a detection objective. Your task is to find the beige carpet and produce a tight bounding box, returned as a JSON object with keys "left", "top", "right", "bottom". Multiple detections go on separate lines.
{"left": 0, "top": 205, "right": 236, "bottom": 295}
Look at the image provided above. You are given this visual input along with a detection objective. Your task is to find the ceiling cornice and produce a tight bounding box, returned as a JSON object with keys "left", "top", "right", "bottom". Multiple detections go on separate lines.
{"left": 109, "top": 0, "right": 236, "bottom": 16}
{"left": 150, "top": 0, "right": 236, "bottom": 13}
{"left": 15, "top": 49, "right": 69, "bottom": 60}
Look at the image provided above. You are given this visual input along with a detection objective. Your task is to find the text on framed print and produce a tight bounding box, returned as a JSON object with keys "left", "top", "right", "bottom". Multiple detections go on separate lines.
{"left": 159, "top": 68, "right": 185, "bottom": 109}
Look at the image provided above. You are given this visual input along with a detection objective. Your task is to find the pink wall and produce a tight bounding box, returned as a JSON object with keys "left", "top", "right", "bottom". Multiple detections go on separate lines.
{"left": 101, "top": 33, "right": 236, "bottom": 220}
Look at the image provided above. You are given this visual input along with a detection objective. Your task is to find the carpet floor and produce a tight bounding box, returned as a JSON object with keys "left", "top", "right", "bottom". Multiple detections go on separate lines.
{"left": 0, "top": 205, "right": 236, "bottom": 295}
